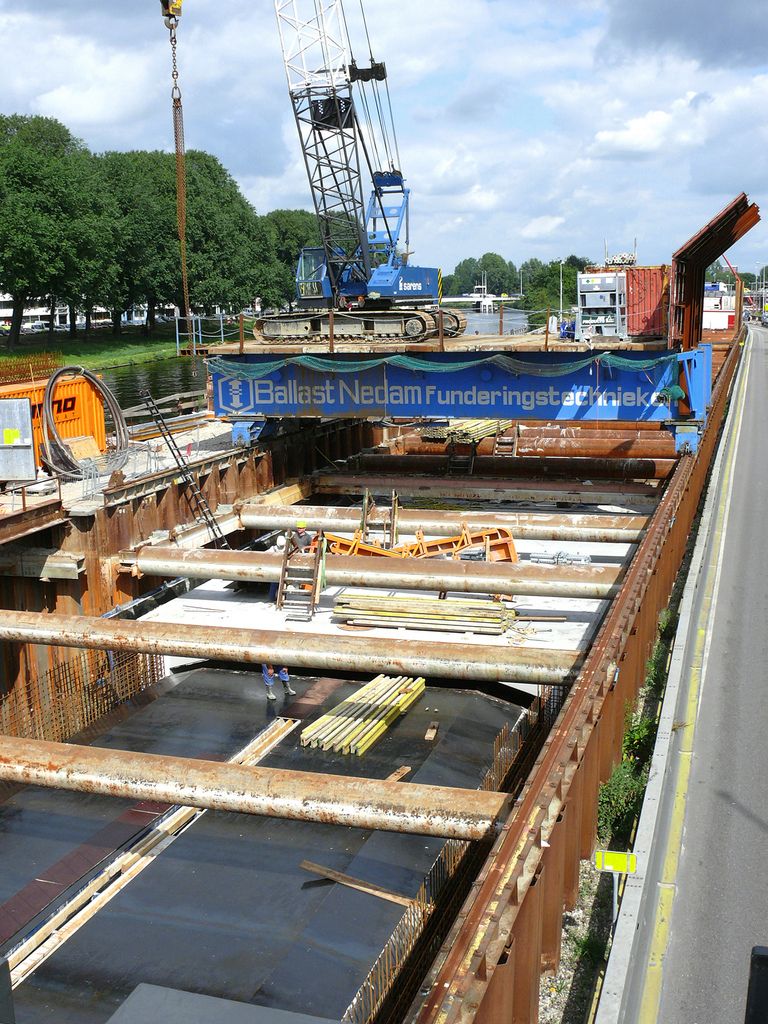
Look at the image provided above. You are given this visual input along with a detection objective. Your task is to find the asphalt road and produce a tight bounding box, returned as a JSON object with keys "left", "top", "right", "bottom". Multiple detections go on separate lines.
{"left": 657, "top": 327, "right": 768, "bottom": 1022}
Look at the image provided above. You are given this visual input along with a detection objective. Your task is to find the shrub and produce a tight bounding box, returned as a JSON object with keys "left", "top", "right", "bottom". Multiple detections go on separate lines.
{"left": 597, "top": 761, "right": 648, "bottom": 845}
{"left": 622, "top": 711, "right": 656, "bottom": 764}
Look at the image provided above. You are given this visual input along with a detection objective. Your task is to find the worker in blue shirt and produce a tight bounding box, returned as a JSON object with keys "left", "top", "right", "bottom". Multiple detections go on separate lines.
{"left": 262, "top": 663, "right": 296, "bottom": 701}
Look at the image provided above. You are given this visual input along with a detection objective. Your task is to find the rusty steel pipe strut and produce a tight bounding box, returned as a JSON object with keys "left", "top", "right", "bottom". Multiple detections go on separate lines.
{"left": 313, "top": 474, "right": 659, "bottom": 509}
{"left": 513, "top": 439, "right": 676, "bottom": 459}
{"left": 127, "top": 547, "right": 625, "bottom": 600}
{"left": 358, "top": 451, "right": 675, "bottom": 472}
{"left": 0, "top": 611, "right": 581, "bottom": 684}
{"left": 405, "top": 448, "right": 675, "bottom": 479}
{"left": 235, "top": 505, "right": 648, "bottom": 543}
{"left": 0, "top": 736, "right": 510, "bottom": 840}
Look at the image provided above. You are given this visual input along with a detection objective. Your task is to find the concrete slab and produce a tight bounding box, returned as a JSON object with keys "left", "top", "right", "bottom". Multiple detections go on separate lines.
{"left": 107, "top": 985, "right": 335, "bottom": 1023}
{"left": 0, "top": 668, "right": 276, "bottom": 950}
{"left": 12, "top": 676, "right": 523, "bottom": 1024}
{"left": 141, "top": 578, "right": 608, "bottom": 678}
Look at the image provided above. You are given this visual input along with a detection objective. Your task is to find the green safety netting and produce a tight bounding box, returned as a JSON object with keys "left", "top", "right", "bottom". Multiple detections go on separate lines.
{"left": 208, "top": 351, "right": 678, "bottom": 381}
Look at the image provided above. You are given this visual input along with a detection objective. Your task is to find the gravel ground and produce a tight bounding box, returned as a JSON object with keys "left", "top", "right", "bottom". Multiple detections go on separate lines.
{"left": 539, "top": 860, "right": 614, "bottom": 1024}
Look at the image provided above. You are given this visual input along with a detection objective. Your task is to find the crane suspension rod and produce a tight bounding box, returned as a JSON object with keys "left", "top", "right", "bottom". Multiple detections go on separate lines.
{"left": 164, "top": 7, "right": 193, "bottom": 344}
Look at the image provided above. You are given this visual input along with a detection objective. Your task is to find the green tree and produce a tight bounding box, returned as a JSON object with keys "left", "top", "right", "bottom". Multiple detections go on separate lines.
{"left": 184, "top": 150, "right": 261, "bottom": 312}
{"left": 260, "top": 208, "right": 321, "bottom": 308}
{"left": 478, "top": 252, "right": 512, "bottom": 295}
{"left": 451, "top": 257, "right": 480, "bottom": 294}
{"left": 99, "top": 150, "right": 181, "bottom": 329}
{"left": 59, "top": 151, "right": 120, "bottom": 336}
{"left": 507, "top": 260, "right": 519, "bottom": 294}
{"left": 515, "top": 256, "right": 592, "bottom": 324}
{"left": 706, "top": 259, "right": 743, "bottom": 287}
{"left": 0, "top": 115, "right": 86, "bottom": 348}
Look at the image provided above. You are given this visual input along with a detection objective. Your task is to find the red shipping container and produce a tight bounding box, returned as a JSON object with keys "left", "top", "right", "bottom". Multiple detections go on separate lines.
{"left": 626, "top": 266, "right": 669, "bottom": 337}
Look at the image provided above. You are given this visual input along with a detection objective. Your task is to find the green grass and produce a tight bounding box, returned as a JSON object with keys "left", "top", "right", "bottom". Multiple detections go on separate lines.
{"left": 0, "top": 317, "right": 254, "bottom": 371}
{"left": 0, "top": 327, "right": 183, "bottom": 370}
{"left": 570, "top": 931, "right": 609, "bottom": 968}
{"left": 597, "top": 606, "right": 679, "bottom": 846}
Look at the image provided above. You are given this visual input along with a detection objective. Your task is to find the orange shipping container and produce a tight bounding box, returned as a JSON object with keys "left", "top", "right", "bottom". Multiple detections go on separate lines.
{"left": 0, "top": 376, "right": 107, "bottom": 468}
{"left": 626, "top": 265, "right": 669, "bottom": 338}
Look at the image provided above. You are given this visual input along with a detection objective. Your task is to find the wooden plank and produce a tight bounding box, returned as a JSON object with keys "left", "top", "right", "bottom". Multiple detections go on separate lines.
{"left": 64, "top": 435, "right": 101, "bottom": 461}
{"left": 299, "top": 860, "right": 415, "bottom": 907}
{"left": 386, "top": 765, "right": 412, "bottom": 782}
{"left": 257, "top": 480, "right": 313, "bottom": 506}
{"left": 425, "top": 721, "right": 440, "bottom": 742}
{"left": 300, "top": 675, "right": 425, "bottom": 756}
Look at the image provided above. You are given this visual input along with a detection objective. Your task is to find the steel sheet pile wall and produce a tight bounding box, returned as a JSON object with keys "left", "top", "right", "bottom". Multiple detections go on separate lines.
{"left": 409, "top": 333, "right": 743, "bottom": 1024}
{"left": 671, "top": 194, "right": 759, "bottom": 350}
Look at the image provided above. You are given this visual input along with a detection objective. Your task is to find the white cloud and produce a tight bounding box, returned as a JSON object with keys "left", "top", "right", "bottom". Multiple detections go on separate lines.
{"left": 589, "top": 91, "right": 712, "bottom": 158}
{"left": 521, "top": 216, "right": 565, "bottom": 240}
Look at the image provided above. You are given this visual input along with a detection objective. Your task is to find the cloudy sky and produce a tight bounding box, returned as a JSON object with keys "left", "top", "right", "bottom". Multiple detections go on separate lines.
{"left": 1, "top": 0, "right": 766, "bottom": 273}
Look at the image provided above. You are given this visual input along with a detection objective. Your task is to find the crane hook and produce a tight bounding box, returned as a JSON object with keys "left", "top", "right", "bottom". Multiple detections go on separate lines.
{"left": 160, "top": 0, "right": 182, "bottom": 30}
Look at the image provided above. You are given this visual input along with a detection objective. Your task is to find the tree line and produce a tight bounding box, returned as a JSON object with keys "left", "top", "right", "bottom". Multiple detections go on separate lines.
{"left": 0, "top": 115, "right": 319, "bottom": 348}
{"left": 445, "top": 253, "right": 760, "bottom": 316}
{"left": 443, "top": 253, "right": 592, "bottom": 321}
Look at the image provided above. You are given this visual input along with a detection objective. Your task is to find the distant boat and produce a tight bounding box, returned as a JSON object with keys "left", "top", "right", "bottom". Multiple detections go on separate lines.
{"left": 471, "top": 273, "right": 495, "bottom": 313}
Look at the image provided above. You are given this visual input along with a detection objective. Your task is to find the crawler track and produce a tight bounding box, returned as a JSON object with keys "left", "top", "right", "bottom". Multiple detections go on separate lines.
{"left": 256, "top": 307, "right": 467, "bottom": 343}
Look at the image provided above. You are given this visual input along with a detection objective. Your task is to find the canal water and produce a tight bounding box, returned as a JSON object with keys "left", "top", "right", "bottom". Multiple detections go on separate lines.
{"left": 464, "top": 310, "right": 528, "bottom": 335}
{"left": 99, "top": 310, "right": 528, "bottom": 410}
{"left": 100, "top": 356, "right": 207, "bottom": 411}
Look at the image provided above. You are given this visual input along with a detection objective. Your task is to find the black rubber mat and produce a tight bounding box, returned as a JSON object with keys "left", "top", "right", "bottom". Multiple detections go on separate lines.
{"left": 10, "top": 671, "right": 523, "bottom": 1024}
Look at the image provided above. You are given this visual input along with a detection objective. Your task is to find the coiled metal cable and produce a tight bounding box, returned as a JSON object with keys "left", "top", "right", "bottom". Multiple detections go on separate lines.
{"left": 42, "top": 366, "right": 130, "bottom": 480}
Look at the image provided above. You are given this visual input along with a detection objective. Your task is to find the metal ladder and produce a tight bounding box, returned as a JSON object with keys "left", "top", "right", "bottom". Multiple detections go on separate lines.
{"left": 493, "top": 426, "right": 518, "bottom": 457}
{"left": 447, "top": 444, "right": 476, "bottom": 476}
{"left": 277, "top": 540, "right": 322, "bottom": 621}
{"left": 140, "top": 388, "right": 230, "bottom": 549}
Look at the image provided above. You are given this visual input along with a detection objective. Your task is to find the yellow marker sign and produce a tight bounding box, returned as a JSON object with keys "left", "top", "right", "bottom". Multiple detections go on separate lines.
{"left": 595, "top": 850, "right": 637, "bottom": 874}
{"left": 2, "top": 428, "right": 20, "bottom": 446}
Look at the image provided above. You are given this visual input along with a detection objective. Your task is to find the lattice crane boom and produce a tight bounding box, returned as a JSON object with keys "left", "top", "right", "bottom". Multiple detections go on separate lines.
{"left": 269, "top": 0, "right": 463, "bottom": 342}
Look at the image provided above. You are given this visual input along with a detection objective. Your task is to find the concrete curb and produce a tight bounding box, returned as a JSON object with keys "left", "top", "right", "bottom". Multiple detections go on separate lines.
{"left": 595, "top": 332, "right": 751, "bottom": 1023}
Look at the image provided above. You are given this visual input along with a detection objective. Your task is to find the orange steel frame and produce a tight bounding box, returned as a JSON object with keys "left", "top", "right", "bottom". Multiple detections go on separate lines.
{"left": 410, "top": 333, "right": 743, "bottom": 1024}
{"left": 321, "top": 526, "right": 519, "bottom": 562}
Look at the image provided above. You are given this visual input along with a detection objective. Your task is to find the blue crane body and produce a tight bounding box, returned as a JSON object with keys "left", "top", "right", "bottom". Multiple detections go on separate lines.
{"left": 296, "top": 171, "right": 439, "bottom": 308}
{"left": 269, "top": 0, "right": 464, "bottom": 341}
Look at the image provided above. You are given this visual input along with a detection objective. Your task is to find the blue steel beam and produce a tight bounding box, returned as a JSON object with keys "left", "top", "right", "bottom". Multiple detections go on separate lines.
{"left": 210, "top": 349, "right": 712, "bottom": 425}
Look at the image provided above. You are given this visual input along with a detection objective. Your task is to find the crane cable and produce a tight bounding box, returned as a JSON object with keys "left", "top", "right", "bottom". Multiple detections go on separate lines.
{"left": 356, "top": 0, "right": 400, "bottom": 171}
{"left": 164, "top": 8, "right": 193, "bottom": 344}
{"left": 42, "top": 367, "right": 130, "bottom": 480}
